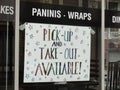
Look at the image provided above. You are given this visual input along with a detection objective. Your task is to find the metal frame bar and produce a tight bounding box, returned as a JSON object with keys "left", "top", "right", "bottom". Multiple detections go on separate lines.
{"left": 6, "top": 21, "right": 9, "bottom": 90}
{"left": 100, "top": 0, "right": 105, "bottom": 90}
{"left": 14, "top": 0, "right": 20, "bottom": 90}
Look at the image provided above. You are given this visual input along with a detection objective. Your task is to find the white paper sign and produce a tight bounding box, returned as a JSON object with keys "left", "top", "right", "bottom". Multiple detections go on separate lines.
{"left": 24, "top": 23, "right": 91, "bottom": 83}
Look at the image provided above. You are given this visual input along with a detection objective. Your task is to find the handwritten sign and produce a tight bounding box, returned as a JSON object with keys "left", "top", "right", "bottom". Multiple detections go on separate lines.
{"left": 24, "top": 23, "right": 91, "bottom": 83}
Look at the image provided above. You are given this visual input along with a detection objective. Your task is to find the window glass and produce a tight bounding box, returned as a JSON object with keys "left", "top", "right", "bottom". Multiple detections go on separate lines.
{"left": 19, "top": 0, "right": 102, "bottom": 90}
{"left": 0, "top": 22, "right": 15, "bottom": 90}
{"left": 0, "top": 1, "right": 15, "bottom": 89}
{"left": 105, "top": 0, "right": 120, "bottom": 90}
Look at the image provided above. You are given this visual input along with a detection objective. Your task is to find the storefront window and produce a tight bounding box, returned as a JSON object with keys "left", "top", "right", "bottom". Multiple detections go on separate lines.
{"left": 19, "top": 0, "right": 102, "bottom": 90}
{"left": 105, "top": 0, "right": 120, "bottom": 90}
{"left": 0, "top": 0, "right": 15, "bottom": 90}
{"left": 0, "top": 19, "right": 15, "bottom": 90}
{"left": 0, "top": 23, "right": 15, "bottom": 89}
